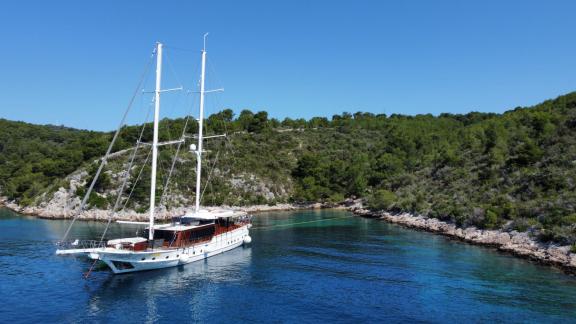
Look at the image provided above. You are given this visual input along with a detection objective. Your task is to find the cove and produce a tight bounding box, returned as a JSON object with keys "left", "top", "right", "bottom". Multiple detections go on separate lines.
{"left": 1, "top": 208, "right": 575, "bottom": 322}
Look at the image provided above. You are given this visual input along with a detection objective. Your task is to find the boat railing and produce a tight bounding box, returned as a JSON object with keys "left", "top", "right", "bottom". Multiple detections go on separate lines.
{"left": 57, "top": 240, "right": 107, "bottom": 250}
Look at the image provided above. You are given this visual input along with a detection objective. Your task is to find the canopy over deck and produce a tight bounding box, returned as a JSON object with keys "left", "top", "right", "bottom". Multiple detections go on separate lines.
{"left": 182, "top": 208, "right": 247, "bottom": 220}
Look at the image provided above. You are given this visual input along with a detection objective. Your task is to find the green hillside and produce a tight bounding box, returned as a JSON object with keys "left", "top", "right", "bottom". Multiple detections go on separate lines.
{"left": 2, "top": 92, "right": 576, "bottom": 246}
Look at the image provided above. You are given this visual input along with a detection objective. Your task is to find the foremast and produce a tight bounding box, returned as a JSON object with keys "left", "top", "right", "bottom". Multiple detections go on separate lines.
{"left": 149, "top": 42, "right": 163, "bottom": 240}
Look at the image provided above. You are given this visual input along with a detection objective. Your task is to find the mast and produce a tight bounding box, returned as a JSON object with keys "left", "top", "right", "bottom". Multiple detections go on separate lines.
{"left": 149, "top": 42, "right": 163, "bottom": 240}
{"left": 194, "top": 34, "right": 208, "bottom": 213}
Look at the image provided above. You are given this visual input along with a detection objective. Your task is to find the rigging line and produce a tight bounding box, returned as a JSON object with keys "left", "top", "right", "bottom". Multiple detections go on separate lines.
{"left": 99, "top": 105, "right": 152, "bottom": 243}
{"left": 219, "top": 141, "right": 239, "bottom": 206}
{"left": 209, "top": 180, "right": 215, "bottom": 206}
{"left": 156, "top": 156, "right": 174, "bottom": 209}
{"left": 158, "top": 93, "right": 180, "bottom": 145}
{"left": 187, "top": 58, "right": 202, "bottom": 95}
{"left": 200, "top": 148, "right": 221, "bottom": 205}
{"left": 157, "top": 86, "right": 188, "bottom": 185}
{"left": 159, "top": 113, "right": 192, "bottom": 207}
{"left": 158, "top": 146, "right": 181, "bottom": 207}
{"left": 117, "top": 94, "right": 154, "bottom": 211}
{"left": 160, "top": 51, "right": 205, "bottom": 207}
{"left": 61, "top": 48, "right": 155, "bottom": 243}
{"left": 164, "top": 96, "right": 189, "bottom": 152}
{"left": 157, "top": 85, "right": 199, "bottom": 207}
{"left": 154, "top": 112, "right": 176, "bottom": 202}
{"left": 122, "top": 147, "right": 152, "bottom": 211}
{"left": 164, "top": 50, "right": 184, "bottom": 91}
{"left": 158, "top": 153, "right": 174, "bottom": 207}
{"left": 251, "top": 216, "right": 355, "bottom": 230}
{"left": 206, "top": 56, "right": 225, "bottom": 96}
{"left": 222, "top": 119, "right": 239, "bottom": 171}
{"left": 160, "top": 80, "right": 194, "bottom": 199}
{"left": 201, "top": 81, "right": 234, "bottom": 177}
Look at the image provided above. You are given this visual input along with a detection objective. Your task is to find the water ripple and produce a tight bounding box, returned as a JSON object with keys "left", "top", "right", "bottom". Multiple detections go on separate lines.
{"left": 1, "top": 208, "right": 576, "bottom": 322}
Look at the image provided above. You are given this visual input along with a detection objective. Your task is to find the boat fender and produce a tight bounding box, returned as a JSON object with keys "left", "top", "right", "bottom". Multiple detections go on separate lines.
{"left": 243, "top": 235, "right": 252, "bottom": 244}
{"left": 179, "top": 254, "right": 190, "bottom": 264}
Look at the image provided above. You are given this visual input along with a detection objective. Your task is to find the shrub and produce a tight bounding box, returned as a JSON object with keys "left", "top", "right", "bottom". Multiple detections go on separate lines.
{"left": 87, "top": 193, "right": 108, "bottom": 209}
{"left": 367, "top": 189, "right": 397, "bottom": 211}
{"left": 327, "top": 192, "right": 345, "bottom": 204}
{"left": 483, "top": 209, "right": 499, "bottom": 229}
{"left": 511, "top": 218, "right": 540, "bottom": 232}
{"left": 537, "top": 226, "right": 576, "bottom": 245}
{"left": 561, "top": 214, "right": 576, "bottom": 226}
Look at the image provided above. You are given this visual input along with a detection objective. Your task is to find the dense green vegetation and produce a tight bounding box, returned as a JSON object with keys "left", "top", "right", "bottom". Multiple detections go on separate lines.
{"left": 0, "top": 120, "right": 110, "bottom": 205}
{"left": 2, "top": 92, "right": 576, "bottom": 245}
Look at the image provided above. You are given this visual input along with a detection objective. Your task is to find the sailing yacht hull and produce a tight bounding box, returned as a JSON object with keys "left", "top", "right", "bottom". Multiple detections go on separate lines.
{"left": 89, "top": 225, "right": 250, "bottom": 274}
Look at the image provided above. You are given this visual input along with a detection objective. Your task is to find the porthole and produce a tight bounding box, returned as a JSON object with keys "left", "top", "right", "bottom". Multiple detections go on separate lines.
{"left": 166, "top": 256, "right": 169, "bottom": 259}
{"left": 141, "top": 257, "right": 145, "bottom": 261}
{"left": 177, "top": 255, "right": 179, "bottom": 257}
{"left": 152, "top": 257, "right": 156, "bottom": 260}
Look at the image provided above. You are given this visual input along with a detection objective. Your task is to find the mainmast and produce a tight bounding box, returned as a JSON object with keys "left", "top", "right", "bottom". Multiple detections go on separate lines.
{"left": 194, "top": 34, "right": 208, "bottom": 213}
{"left": 149, "top": 42, "right": 163, "bottom": 240}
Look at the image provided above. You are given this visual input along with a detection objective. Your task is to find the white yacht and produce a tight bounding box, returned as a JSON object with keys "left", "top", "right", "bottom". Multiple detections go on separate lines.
{"left": 57, "top": 36, "right": 252, "bottom": 274}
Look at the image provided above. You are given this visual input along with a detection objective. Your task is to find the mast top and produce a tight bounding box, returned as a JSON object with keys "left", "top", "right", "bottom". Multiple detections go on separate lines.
{"left": 203, "top": 33, "right": 209, "bottom": 52}
{"left": 154, "top": 41, "right": 163, "bottom": 54}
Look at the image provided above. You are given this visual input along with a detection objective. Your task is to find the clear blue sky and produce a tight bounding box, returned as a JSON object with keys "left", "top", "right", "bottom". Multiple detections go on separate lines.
{"left": 1, "top": 0, "right": 576, "bottom": 131}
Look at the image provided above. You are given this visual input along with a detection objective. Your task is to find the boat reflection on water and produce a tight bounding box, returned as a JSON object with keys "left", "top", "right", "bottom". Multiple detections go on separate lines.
{"left": 85, "top": 246, "right": 252, "bottom": 317}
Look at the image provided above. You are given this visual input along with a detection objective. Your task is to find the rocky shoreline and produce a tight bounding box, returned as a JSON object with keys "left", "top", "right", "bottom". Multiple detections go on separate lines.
{"left": 2, "top": 195, "right": 575, "bottom": 274}
{"left": 0, "top": 196, "right": 327, "bottom": 222}
{"left": 351, "top": 207, "right": 576, "bottom": 275}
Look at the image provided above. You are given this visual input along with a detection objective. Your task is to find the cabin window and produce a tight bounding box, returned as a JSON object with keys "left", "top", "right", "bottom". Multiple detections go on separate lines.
{"left": 187, "top": 225, "right": 216, "bottom": 242}
{"left": 153, "top": 230, "right": 177, "bottom": 241}
{"left": 217, "top": 218, "right": 232, "bottom": 227}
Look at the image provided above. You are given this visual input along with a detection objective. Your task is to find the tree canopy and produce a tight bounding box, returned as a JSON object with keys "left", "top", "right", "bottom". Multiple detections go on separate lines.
{"left": 2, "top": 92, "right": 576, "bottom": 245}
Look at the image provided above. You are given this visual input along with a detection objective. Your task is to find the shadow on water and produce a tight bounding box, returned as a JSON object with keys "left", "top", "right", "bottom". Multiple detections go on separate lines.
{"left": 95, "top": 246, "right": 252, "bottom": 292}
{"left": 69, "top": 246, "right": 253, "bottom": 322}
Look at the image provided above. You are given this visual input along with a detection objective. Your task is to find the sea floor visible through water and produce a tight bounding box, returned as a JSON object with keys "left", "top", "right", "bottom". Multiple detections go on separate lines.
{"left": 1, "top": 208, "right": 575, "bottom": 323}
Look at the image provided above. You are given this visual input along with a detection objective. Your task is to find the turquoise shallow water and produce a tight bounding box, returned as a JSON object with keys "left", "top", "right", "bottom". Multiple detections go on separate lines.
{"left": 0, "top": 207, "right": 575, "bottom": 323}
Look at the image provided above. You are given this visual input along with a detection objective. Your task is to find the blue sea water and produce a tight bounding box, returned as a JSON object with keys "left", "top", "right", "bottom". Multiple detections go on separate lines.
{"left": 0, "top": 208, "right": 575, "bottom": 323}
